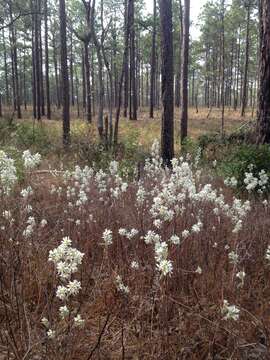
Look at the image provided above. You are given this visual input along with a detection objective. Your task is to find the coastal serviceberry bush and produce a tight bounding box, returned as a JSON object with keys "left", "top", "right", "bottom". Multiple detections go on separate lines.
{"left": 0, "top": 142, "right": 269, "bottom": 358}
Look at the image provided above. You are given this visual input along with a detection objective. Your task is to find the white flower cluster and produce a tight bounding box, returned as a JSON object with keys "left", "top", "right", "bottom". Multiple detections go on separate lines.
{"left": 118, "top": 228, "right": 139, "bottom": 240}
{"left": 46, "top": 236, "right": 85, "bottom": 337}
{"left": 228, "top": 251, "right": 239, "bottom": 265}
{"left": 115, "top": 275, "right": 129, "bottom": 294}
{"left": 23, "top": 216, "right": 36, "bottom": 238}
{"left": 0, "top": 150, "right": 17, "bottom": 195}
{"left": 144, "top": 140, "right": 164, "bottom": 177}
{"left": 21, "top": 186, "right": 33, "bottom": 199}
{"left": 49, "top": 236, "right": 84, "bottom": 283}
{"left": 224, "top": 176, "right": 238, "bottom": 188}
{"left": 22, "top": 150, "right": 41, "bottom": 169}
{"left": 221, "top": 300, "right": 240, "bottom": 321}
{"left": 244, "top": 167, "right": 269, "bottom": 193}
{"left": 102, "top": 229, "right": 113, "bottom": 246}
{"left": 136, "top": 184, "right": 146, "bottom": 205}
{"left": 155, "top": 241, "right": 173, "bottom": 277}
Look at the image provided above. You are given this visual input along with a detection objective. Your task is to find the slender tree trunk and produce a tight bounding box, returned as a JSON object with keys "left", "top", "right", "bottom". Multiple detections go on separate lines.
{"left": 23, "top": 36, "right": 27, "bottom": 110}
{"left": 241, "top": 1, "right": 251, "bottom": 117}
{"left": 39, "top": 0, "right": 45, "bottom": 117}
{"left": 2, "top": 30, "right": 10, "bottom": 106}
{"left": 129, "top": 0, "right": 137, "bottom": 120}
{"left": 34, "top": 0, "right": 41, "bottom": 119}
{"left": 175, "top": 0, "right": 183, "bottom": 107}
{"left": 44, "top": 0, "right": 51, "bottom": 119}
{"left": 84, "top": 42, "right": 92, "bottom": 123}
{"left": 114, "top": 0, "right": 131, "bottom": 146}
{"left": 75, "top": 67, "right": 80, "bottom": 117}
{"left": 220, "top": 0, "right": 225, "bottom": 135}
{"left": 123, "top": 0, "right": 130, "bottom": 118}
{"left": 180, "top": 0, "right": 190, "bottom": 144}
{"left": 81, "top": 48, "right": 86, "bottom": 110}
{"left": 59, "top": 0, "right": 70, "bottom": 146}
{"left": 53, "top": 34, "right": 60, "bottom": 109}
{"left": 70, "top": 34, "right": 75, "bottom": 107}
{"left": 31, "top": 15, "right": 37, "bottom": 118}
{"left": 8, "top": 1, "right": 21, "bottom": 118}
{"left": 92, "top": 0, "right": 104, "bottom": 137}
{"left": 150, "top": 0, "right": 156, "bottom": 118}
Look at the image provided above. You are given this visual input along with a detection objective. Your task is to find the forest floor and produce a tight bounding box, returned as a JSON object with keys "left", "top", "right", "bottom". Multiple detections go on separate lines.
{"left": 1, "top": 106, "right": 269, "bottom": 359}
{"left": 2, "top": 105, "right": 255, "bottom": 151}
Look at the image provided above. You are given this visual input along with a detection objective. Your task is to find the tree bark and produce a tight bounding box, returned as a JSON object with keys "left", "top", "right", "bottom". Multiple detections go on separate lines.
{"left": 44, "top": 0, "right": 51, "bottom": 119}
{"left": 241, "top": 1, "right": 251, "bottom": 117}
{"left": 149, "top": 0, "right": 157, "bottom": 118}
{"left": 129, "top": 0, "right": 137, "bottom": 120}
{"left": 159, "top": 0, "right": 174, "bottom": 165}
{"left": 257, "top": 0, "right": 270, "bottom": 143}
{"left": 59, "top": 0, "right": 70, "bottom": 146}
{"left": 180, "top": 0, "right": 190, "bottom": 144}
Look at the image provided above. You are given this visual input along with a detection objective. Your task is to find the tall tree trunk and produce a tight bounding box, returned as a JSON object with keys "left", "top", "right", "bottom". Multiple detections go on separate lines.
{"left": 44, "top": 0, "right": 51, "bottom": 119}
{"left": 149, "top": 0, "right": 157, "bottom": 118}
{"left": 31, "top": 16, "right": 37, "bottom": 118}
{"left": 23, "top": 36, "right": 27, "bottom": 110}
{"left": 75, "top": 67, "right": 80, "bottom": 117}
{"left": 81, "top": 48, "right": 86, "bottom": 110}
{"left": 175, "top": 0, "right": 183, "bottom": 107}
{"left": 2, "top": 30, "right": 10, "bottom": 106}
{"left": 92, "top": 0, "right": 104, "bottom": 137}
{"left": 159, "top": 0, "right": 174, "bottom": 165}
{"left": 70, "top": 34, "right": 75, "bottom": 107}
{"left": 220, "top": 0, "right": 225, "bottom": 135}
{"left": 8, "top": 1, "right": 21, "bottom": 118}
{"left": 59, "top": 0, "right": 70, "bottom": 146}
{"left": 241, "top": 1, "right": 251, "bottom": 117}
{"left": 34, "top": 0, "right": 41, "bottom": 120}
{"left": 129, "top": 0, "right": 137, "bottom": 120}
{"left": 123, "top": 0, "right": 130, "bottom": 117}
{"left": 180, "top": 0, "right": 190, "bottom": 143}
{"left": 84, "top": 42, "right": 92, "bottom": 123}
{"left": 114, "top": 0, "right": 131, "bottom": 146}
{"left": 53, "top": 34, "right": 60, "bottom": 109}
{"left": 257, "top": 0, "right": 270, "bottom": 143}
{"left": 39, "top": 0, "right": 45, "bottom": 117}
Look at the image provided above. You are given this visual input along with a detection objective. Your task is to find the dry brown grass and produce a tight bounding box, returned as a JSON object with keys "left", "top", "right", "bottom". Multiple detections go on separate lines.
{"left": 3, "top": 105, "right": 254, "bottom": 146}
{"left": 0, "top": 162, "right": 269, "bottom": 359}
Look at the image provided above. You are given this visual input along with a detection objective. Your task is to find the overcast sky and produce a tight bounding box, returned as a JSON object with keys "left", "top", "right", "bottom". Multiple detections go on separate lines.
{"left": 144, "top": 0, "right": 208, "bottom": 39}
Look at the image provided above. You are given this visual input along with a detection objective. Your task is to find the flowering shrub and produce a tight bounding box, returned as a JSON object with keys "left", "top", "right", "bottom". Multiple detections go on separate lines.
{"left": 0, "top": 141, "right": 269, "bottom": 358}
{"left": 222, "top": 144, "right": 270, "bottom": 195}
{"left": 0, "top": 149, "right": 41, "bottom": 195}
{"left": 0, "top": 150, "right": 17, "bottom": 194}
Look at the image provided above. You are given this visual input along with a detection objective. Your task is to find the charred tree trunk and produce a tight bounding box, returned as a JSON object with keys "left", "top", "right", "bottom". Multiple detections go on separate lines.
{"left": 257, "top": 0, "right": 270, "bottom": 143}
{"left": 159, "top": 0, "right": 174, "bottom": 165}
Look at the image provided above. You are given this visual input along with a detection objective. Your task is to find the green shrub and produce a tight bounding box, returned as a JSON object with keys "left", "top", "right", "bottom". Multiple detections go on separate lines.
{"left": 220, "top": 144, "right": 270, "bottom": 194}
{"left": 14, "top": 122, "right": 52, "bottom": 154}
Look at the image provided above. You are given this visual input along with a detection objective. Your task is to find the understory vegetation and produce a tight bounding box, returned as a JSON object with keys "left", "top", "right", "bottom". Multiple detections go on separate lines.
{"left": 0, "top": 120, "right": 270, "bottom": 359}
